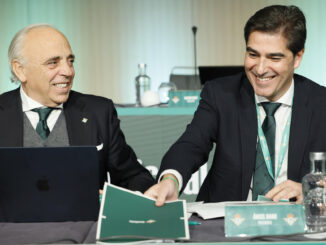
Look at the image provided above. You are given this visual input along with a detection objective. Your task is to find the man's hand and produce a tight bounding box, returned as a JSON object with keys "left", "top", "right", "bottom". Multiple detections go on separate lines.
{"left": 144, "top": 174, "right": 179, "bottom": 207}
{"left": 265, "top": 180, "right": 302, "bottom": 203}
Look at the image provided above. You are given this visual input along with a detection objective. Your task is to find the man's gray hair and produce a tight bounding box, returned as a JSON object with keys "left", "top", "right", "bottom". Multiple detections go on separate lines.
{"left": 8, "top": 23, "right": 54, "bottom": 83}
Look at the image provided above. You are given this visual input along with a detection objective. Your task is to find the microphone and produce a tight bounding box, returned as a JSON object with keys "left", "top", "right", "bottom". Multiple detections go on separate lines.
{"left": 192, "top": 26, "right": 197, "bottom": 35}
{"left": 192, "top": 26, "right": 199, "bottom": 86}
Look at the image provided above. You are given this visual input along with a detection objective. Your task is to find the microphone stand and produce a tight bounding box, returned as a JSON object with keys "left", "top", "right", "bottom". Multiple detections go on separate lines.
{"left": 192, "top": 26, "right": 198, "bottom": 86}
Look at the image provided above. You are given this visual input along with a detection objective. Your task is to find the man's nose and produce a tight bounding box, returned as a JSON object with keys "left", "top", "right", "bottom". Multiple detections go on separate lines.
{"left": 60, "top": 61, "right": 74, "bottom": 77}
{"left": 256, "top": 58, "right": 267, "bottom": 75}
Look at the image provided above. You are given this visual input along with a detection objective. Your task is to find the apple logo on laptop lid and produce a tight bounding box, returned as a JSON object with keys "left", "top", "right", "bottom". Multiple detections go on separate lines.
{"left": 36, "top": 177, "right": 50, "bottom": 191}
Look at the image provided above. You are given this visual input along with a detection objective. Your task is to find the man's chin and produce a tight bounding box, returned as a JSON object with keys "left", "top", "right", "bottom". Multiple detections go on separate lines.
{"left": 253, "top": 88, "right": 274, "bottom": 99}
{"left": 49, "top": 95, "right": 70, "bottom": 106}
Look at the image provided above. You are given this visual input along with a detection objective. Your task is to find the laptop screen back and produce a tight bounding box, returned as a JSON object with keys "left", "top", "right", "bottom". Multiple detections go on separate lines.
{"left": 0, "top": 146, "right": 100, "bottom": 222}
{"left": 199, "top": 66, "right": 244, "bottom": 85}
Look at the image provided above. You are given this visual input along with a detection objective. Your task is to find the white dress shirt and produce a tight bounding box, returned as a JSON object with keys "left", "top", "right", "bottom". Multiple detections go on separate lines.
{"left": 246, "top": 80, "right": 294, "bottom": 200}
{"left": 161, "top": 80, "right": 294, "bottom": 197}
{"left": 20, "top": 87, "right": 63, "bottom": 131}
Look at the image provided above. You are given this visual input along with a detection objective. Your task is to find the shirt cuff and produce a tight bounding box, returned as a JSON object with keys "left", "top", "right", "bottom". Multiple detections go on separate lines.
{"left": 159, "top": 169, "right": 183, "bottom": 191}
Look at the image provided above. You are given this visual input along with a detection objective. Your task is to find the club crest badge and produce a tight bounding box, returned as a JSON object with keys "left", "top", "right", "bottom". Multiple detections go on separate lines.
{"left": 283, "top": 213, "right": 298, "bottom": 226}
{"left": 231, "top": 213, "right": 245, "bottom": 226}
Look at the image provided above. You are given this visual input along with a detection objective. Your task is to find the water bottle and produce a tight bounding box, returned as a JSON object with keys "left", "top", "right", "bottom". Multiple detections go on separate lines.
{"left": 302, "top": 152, "right": 326, "bottom": 233}
{"left": 135, "top": 63, "right": 151, "bottom": 106}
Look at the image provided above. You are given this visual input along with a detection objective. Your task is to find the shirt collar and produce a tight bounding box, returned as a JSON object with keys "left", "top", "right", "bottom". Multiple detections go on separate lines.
{"left": 254, "top": 79, "right": 294, "bottom": 107}
{"left": 20, "top": 86, "right": 63, "bottom": 112}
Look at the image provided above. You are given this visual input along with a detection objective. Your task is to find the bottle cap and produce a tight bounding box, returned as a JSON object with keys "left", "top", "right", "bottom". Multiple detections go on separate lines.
{"left": 309, "top": 152, "right": 326, "bottom": 161}
{"left": 138, "top": 63, "right": 146, "bottom": 69}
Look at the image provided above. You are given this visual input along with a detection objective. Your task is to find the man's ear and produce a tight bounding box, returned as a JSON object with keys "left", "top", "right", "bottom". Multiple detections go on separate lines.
{"left": 294, "top": 49, "right": 304, "bottom": 69}
{"left": 11, "top": 60, "right": 27, "bottom": 83}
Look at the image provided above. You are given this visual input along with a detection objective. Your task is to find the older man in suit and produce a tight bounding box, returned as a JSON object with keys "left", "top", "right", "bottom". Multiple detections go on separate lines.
{"left": 145, "top": 5, "right": 326, "bottom": 205}
{"left": 0, "top": 24, "right": 154, "bottom": 192}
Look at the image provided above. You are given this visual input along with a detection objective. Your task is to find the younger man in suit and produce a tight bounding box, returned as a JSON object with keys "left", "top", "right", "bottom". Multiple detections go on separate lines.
{"left": 0, "top": 24, "right": 154, "bottom": 192}
{"left": 145, "top": 5, "right": 326, "bottom": 204}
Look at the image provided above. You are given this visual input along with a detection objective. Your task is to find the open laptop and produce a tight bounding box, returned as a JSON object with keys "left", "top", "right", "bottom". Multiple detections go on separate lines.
{"left": 0, "top": 146, "right": 100, "bottom": 222}
{"left": 199, "top": 66, "right": 244, "bottom": 85}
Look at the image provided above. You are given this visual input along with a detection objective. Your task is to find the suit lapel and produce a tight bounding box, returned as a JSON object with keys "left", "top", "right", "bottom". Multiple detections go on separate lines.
{"left": 238, "top": 76, "right": 258, "bottom": 199}
{"left": 287, "top": 78, "right": 311, "bottom": 180}
{"left": 0, "top": 89, "right": 98, "bottom": 147}
{"left": 0, "top": 88, "right": 24, "bottom": 146}
{"left": 64, "top": 92, "right": 97, "bottom": 146}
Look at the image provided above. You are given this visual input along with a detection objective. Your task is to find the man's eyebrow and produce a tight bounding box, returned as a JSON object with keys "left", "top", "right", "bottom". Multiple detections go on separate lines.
{"left": 246, "top": 47, "right": 285, "bottom": 57}
{"left": 43, "top": 56, "right": 60, "bottom": 64}
{"left": 68, "top": 54, "right": 75, "bottom": 60}
{"left": 268, "top": 52, "right": 285, "bottom": 57}
{"left": 246, "top": 47, "right": 258, "bottom": 53}
{"left": 43, "top": 54, "right": 75, "bottom": 65}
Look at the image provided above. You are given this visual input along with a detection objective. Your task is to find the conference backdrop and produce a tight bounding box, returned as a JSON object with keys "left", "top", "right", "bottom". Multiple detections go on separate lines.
{"left": 0, "top": 0, "right": 325, "bottom": 103}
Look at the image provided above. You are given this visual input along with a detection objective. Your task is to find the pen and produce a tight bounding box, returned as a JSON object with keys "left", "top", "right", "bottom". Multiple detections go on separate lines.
{"left": 188, "top": 221, "right": 201, "bottom": 226}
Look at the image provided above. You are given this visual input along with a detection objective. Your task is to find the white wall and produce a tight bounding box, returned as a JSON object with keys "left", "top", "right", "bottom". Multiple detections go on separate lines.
{"left": 0, "top": 0, "right": 325, "bottom": 103}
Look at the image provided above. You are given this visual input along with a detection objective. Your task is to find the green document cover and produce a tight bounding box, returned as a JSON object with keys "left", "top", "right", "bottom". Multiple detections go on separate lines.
{"left": 225, "top": 203, "right": 306, "bottom": 237}
{"left": 96, "top": 183, "right": 189, "bottom": 243}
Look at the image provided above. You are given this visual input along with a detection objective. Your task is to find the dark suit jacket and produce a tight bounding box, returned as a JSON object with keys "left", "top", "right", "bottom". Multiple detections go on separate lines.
{"left": 158, "top": 72, "right": 326, "bottom": 202}
{"left": 0, "top": 88, "right": 154, "bottom": 192}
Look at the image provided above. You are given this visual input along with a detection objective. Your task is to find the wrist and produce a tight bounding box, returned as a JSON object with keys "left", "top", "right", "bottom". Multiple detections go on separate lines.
{"left": 161, "top": 175, "right": 179, "bottom": 196}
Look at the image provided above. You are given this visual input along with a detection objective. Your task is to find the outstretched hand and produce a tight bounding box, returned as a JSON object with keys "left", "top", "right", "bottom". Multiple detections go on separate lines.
{"left": 144, "top": 174, "right": 179, "bottom": 206}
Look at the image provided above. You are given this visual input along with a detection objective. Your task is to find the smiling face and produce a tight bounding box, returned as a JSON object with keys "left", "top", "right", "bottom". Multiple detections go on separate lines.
{"left": 244, "top": 31, "right": 304, "bottom": 102}
{"left": 13, "top": 27, "right": 75, "bottom": 107}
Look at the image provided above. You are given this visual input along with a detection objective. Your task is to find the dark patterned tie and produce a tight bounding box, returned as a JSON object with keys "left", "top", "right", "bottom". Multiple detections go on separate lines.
{"left": 32, "top": 107, "right": 54, "bottom": 140}
{"left": 252, "top": 102, "right": 281, "bottom": 201}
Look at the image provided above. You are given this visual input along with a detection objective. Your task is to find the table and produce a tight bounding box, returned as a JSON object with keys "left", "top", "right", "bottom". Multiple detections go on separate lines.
{"left": 0, "top": 221, "right": 96, "bottom": 244}
{"left": 1, "top": 216, "right": 325, "bottom": 244}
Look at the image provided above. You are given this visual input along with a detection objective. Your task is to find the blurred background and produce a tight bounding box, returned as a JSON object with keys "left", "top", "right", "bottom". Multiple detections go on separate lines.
{"left": 1, "top": 0, "right": 325, "bottom": 201}
{"left": 0, "top": 0, "right": 325, "bottom": 103}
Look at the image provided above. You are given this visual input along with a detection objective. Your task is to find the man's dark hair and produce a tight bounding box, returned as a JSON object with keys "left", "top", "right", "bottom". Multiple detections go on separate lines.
{"left": 244, "top": 5, "right": 306, "bottom": 55}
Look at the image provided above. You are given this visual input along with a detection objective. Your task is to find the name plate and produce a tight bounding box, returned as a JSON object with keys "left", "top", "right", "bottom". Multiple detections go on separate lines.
{"left": 225, "top": 203, "right": 306, "bottom": 237}
{"left": 168, "top": 90, "right": 201, "bottom": 107}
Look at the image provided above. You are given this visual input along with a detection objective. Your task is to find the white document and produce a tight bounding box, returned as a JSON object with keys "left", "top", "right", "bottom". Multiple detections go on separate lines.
{"left": 304, "top": 232, "right": 326, "bottom": 240}
{"left": 187, "top": 201, "right": 269, "bottom": 220}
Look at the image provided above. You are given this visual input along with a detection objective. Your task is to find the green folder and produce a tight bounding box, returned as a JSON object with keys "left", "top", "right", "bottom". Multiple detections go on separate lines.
{"left": 96, "top": 183, "right": 189, "bottom": 243}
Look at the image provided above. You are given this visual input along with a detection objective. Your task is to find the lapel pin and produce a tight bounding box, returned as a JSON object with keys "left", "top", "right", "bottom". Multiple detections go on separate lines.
{"left": 82, "top": 118, "right": 88, "bottom": 123}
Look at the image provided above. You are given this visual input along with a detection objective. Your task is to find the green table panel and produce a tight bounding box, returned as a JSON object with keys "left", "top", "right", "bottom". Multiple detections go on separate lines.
{"left": 116, "top": 107, "right": 213, "bottom": 202}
